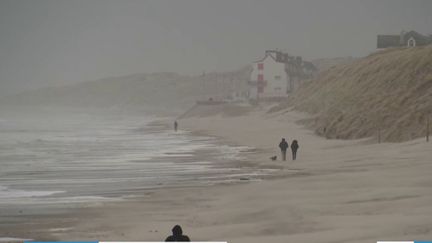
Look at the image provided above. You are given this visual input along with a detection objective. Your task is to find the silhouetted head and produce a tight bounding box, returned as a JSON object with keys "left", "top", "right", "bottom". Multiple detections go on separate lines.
{"left": 282, "top": 138, "right": 286, "bottom": 141}
{"left": 292, "top": 140, "right": 298, "bottom": 144}
{"left": 172, "top": 225, "right": 183, "bottom": 236}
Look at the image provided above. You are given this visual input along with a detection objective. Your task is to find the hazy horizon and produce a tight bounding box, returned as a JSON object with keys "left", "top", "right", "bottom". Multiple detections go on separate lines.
{"left": 1, "top": 0, "right": 431, "bottom": 95}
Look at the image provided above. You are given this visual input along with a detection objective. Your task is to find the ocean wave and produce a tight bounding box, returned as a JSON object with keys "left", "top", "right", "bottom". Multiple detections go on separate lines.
{"left": 0, "top": 185, "right": 64, "bottom": 199}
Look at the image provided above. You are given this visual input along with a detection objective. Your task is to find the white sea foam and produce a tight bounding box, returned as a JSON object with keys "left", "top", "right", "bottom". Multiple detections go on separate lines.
{"left": 0, "top": 185, "right": 64, "bottom": 199}
{"left": 48, "top": 227, "right": 74, "bottom": 232}
{"left": 216, "top": 145, "right": 252, "bottom": 160}
{"left": 36, "top": 195, "right": 121, "bottom": 204}
{"left": 0, "top": 193, "right": 121, "bottom": 205}
{"left": 0, "top": 112, "right": 263, "bottom": 206}
{"left": 0, "top": 237, "right": 32, "bottom": 242}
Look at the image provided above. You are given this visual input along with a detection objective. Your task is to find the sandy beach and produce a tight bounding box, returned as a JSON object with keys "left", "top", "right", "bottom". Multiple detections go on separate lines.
{"left": 2, "top": 1, "right": 432, "bottom": 242}
{"left": 2, "top": 106, "right": 432, "bottom": 243}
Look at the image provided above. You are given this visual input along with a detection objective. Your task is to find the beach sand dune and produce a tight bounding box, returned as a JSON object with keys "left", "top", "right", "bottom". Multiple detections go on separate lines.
{"left": 273, "top": 46, "right": 432, "bottom": 142}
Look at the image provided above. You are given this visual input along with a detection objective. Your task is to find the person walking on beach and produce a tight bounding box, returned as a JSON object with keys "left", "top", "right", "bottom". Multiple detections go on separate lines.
{"left": 165, "top": 225, "right": 191, "bottom": 242}
{"left": 291, "top": 139, "right": 299, "bottom": 160}
{"left": 279, "top": 138, "right": 288, "bottom": 161}
{"left": 174, "top": 120, "right": 178, "bottom": 132}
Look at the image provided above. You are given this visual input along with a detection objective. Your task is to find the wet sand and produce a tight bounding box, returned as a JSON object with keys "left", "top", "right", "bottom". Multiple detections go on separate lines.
{"left": 2, "top": 109, "right": 432, "bottom": 242}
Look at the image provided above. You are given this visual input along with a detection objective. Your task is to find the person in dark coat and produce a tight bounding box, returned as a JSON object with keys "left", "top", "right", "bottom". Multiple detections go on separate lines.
{"left": 279, "top": 138, "right": 289, "bottom": 161}
{"left": 291, "top": 140, "right": 299, "bottom": 160}
{"left": 174, "top": 120, "right": 178, "bottom": 132}
{"left": 165, "top": 225, "right": 190, "bottom": 242}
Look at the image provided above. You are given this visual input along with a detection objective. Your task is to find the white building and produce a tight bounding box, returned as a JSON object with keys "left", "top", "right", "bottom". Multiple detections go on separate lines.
{"left": 249, "top": 50, "right": 290, "bottom": 100}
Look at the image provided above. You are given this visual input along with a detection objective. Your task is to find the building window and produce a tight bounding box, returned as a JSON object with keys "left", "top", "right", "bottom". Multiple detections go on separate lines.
{"left": 274, "top": 75, "right": 281, "bottom": 80}
{"left": 258, "top": 63, "right": 264, "bottom": 70}
{"left": 258, "top": 74, "right": 264, "bottom": 81}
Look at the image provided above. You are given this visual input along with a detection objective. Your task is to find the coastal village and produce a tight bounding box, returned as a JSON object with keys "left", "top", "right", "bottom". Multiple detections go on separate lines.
{"left": 196, "top": 49, "right": 318, "bottom": 104}
{"left": 186, "top": 30, "right": 432, "bottom": 144}
{"left": 197, "top": 30, "right": 432, "bottom": 105}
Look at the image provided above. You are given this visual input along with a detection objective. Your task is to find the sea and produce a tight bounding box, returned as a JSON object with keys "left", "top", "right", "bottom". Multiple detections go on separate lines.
{"left": 0, "top": 108, "right": 270, "bottom": 209}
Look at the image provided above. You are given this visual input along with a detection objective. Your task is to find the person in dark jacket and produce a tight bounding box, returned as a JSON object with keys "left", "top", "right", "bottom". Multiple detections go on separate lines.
{"left": 279, "top": 138, "right": 289, "bottom": 161}
{"left": 165, "top": 225, "right": 190, "bottom": 242}
{"left": 291, "top": 140, "right": 299, "bottom": 160}
{"left": 174, "top": 120, "right": 178, "bottom": 132}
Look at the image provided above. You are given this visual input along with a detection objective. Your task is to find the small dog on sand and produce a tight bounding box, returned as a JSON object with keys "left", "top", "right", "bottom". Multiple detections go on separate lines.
{"left": 270, "top": 155, "right": 277, "bottom": 161}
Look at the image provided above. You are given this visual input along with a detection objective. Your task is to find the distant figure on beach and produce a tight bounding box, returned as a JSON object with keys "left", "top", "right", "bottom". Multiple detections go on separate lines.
{"left": 291, "top": 140, "right": 299, "bottom": 160}
{"left": 174, "top": 120, "right": 178, "bottom": 132}
{"left": 279, "top": 138, "right": 289, "bottom": 161}
{"left": 165, "top": 225, "right": 190, "bottom": 242}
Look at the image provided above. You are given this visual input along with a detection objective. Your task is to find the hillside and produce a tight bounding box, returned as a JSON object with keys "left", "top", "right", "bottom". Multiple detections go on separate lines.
{"left": 1, "top": 67, "right": 251, "bottom": 114}
{"left": 311, "top": 56, "right": 357, "bottom": 73}
{"left": 272, "top": 46, "right": 432, "bottom": 142}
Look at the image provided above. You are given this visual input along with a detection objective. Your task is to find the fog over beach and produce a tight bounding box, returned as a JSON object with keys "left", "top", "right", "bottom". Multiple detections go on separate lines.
{"left": 1, "top": 0, "right": 432, "bottom": 242}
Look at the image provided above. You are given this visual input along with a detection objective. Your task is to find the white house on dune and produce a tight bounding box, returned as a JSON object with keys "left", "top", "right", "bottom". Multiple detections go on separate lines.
{"left": 249, "top": 50, "right": 289, "bottom": 99}
{"left": 248, "top": 50, "right": 317, "bottom": 101}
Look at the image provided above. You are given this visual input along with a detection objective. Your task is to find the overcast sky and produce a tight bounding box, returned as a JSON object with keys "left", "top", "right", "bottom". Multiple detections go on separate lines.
{"left": 1, "top": 0, "right": 431, "bottom": 95}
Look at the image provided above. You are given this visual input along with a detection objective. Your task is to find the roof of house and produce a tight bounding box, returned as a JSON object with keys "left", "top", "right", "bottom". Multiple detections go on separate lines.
{"left": 403, "top": 31, "right": 432, "bottom": 45}
{"left": 302, "top": 61, "right": 318, "bottom": 71}
{"left": 377, "top": 35, "right": 400, "bottom": 48}
{"left": 253, "top": 52, "right": 274, "bottom": 63}
{"left": 377, "top": 31, "right": 432, "bottom": 48}
{"left": 253, "top": 50, "right": 289, "bottom": 63}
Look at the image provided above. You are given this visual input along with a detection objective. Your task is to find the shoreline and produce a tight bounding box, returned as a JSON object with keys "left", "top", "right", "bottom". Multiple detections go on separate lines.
{"left": 0, "top": 110, "right": 284, "bottom": 241}
{"left": 1, "top": 107, "right": 432, "bottom": 242}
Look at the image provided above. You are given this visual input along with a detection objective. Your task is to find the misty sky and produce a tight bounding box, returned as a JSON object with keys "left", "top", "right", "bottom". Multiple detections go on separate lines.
{"left": 1, "top": 0, "right": 431, "bottom": 95}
